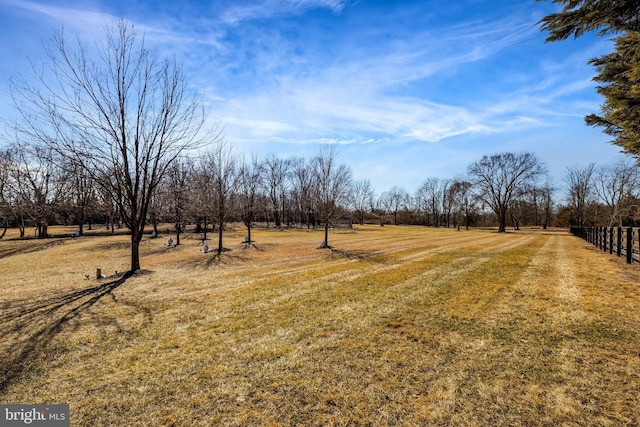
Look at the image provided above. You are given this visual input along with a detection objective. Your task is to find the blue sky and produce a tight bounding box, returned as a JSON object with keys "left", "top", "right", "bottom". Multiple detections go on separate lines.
{"left": 0, "top": 0, "right": 629, "bottom": 195}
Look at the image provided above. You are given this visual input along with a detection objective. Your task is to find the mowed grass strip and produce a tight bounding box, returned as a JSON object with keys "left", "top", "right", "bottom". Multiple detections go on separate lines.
{"left": 0, "top": 226, "right": 638, "bottom": 426}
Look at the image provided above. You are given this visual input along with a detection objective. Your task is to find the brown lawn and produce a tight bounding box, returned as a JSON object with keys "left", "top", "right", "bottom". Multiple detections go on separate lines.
{"left": 1, "top": 225, "right": 639, "bottom": 426}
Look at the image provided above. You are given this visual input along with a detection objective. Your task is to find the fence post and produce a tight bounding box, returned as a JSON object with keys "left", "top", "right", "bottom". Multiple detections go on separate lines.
{"left": 599, "top": 227, "right": 603, "bottom": 251}
{"left": 617, "top": 227, "right": 622, "bottom": 257}
{"left": 631, "top": 228, "right": 640, "bottom": 263}
{"left": 600, "top": 227, "right": 604, "bottom": 250}
{"left": 609, "top": 227, "right": 613, "bottom": 254}
{"left": 626, "top": 227, "right": 633, "bottom": 264}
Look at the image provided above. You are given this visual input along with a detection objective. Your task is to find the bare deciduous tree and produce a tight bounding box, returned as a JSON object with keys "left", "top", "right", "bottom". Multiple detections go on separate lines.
{"left": 441, "top": 179, "right": 454, "bottom": 228}
{"left": 10, "top": 142, "right": 63, "bottom": 238}
{"left": 468, "top": 152, "right": 546, "bottom": 233}
{"left": 238, "top": 155, "right": 263, "bottom": 244}
{"left": 62, "top": 160, "right": 96, "bottom": 235}
{"left": 349, "top": 179, "right": 375, "bottom": 226}
{"left": 164, "top": 158, "right": 193, "bottom": 246}
{"left": 263, "top": 155, "right": 290, "bottom": 228}
{"left": 449, "top": 179, "right": 474, "bottom": 230}
{"left": 0, "top": 148, "right": 14, "bottom": 239}
{"left": 313, "top": 146, "right": 351, "bottom": 248}
{"left": 564, "top": 163, "right": 595, "bottom": 227}
{"left": 539, "top": 183, "right": 554, "bottom": 229}
{"left": 416, "top": 178, "right": 444, "bottom": 227}
{"left": 200, "top": 141, "right": 239, "bottom": 256}
{"left": 385, "top": 186, "right": 408, "bottom": 226}
{"left": 375, "top": 191, "right": 392, "bottom": 227}
{"left": 593, "top": 160, "right": 639, "bottom": 226}
{"left": 11, "top": 20, "right": 209, "bottom": 271}
{"left": 290, "top": 157, "right": 317, "bottom": 229}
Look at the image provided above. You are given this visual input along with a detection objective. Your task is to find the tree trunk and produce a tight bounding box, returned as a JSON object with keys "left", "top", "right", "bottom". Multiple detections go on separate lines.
{"left": 0, "top": 218, "right": 7, "bottom": 239}
{"left": 130, "top": 231, "right": 142, "bottom": 272}
{"left": 78, "top": 209, "right": 86, "bottom": 235}
{"left": 38, "top": 221, "right": 48, "bottom": 239}
{"left": 324, "top": 223, "right": 329, "bottom": 248}
{"left": 498, "top": 208, "right": 507, "bottom": 233}
{"left": 281, "top": 197, "right": 286, "bottom": 227}
{"left": 274, "top": 208, "right": 281, "bottom": 228}
{"left": 217, "top": 221, "right": 223, "bottom": 255}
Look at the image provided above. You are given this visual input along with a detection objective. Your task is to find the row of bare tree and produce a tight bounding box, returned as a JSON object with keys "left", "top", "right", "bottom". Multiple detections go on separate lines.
{"left": 371, "top": 152, "right": 553, "bottom": 233}
{"left": 560, "top": 160, "right": 640, "bottom": 228}
{"left": 0, "top": 140, "right": 354, "bottom": 244}
{"left": 0, "top": 141, "right": 554, "bottom": 239}
{"left": 3, "top": 139, "right": 636, "bottom": 239}
{"left": 155, "top": 144, "right": 352, "bottom": 253}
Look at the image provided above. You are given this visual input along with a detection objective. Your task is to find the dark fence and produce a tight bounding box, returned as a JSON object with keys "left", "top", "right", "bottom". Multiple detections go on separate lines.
{"left": 570, "top": 226, "right": 640, "bottom": 264}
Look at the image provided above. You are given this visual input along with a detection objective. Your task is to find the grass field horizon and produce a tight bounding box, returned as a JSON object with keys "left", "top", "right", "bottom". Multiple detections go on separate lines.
{"left": 1, "top": 224, "right": 639, "bottom": 426}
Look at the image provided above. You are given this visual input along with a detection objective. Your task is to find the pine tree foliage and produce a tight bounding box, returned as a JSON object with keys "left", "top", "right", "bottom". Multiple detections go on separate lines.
{"left": 537, "top": 0, "right": 640, "bottom": 41}
{"left": 538, "top": 0, "right": 640, "bottom": 160}
{"left": 586, "top": 31, "right": 640, "bottom": 158}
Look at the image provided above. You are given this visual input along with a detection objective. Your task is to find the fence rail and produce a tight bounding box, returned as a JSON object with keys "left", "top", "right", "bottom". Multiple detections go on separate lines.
{"left": 570, "top": 226, "right": 640, "bottom": 264}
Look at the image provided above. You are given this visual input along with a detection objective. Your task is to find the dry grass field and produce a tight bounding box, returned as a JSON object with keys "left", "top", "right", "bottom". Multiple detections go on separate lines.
{"left": 1, "top": 224, "right": 639, "bottom": 426}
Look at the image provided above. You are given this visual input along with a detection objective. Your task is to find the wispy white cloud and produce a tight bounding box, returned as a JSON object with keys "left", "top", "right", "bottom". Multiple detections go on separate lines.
{"left": 203, "top": 9, "right": 547, "bottom": 146}
{"left": 215, "top": 85, "right": 498, "bottom": 147}
{"left": 221, "top": 0, "right": 350, "bottom": 25}
{"left": 4, "top": 0, "right": 578, "bottom": 147}
{"left": 5, "top": 0, "right": 116, "bottom": 37}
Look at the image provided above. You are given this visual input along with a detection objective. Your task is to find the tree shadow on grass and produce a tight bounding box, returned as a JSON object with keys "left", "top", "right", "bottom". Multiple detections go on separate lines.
{"left": 329, "top": 247, "right": 384, "bottom": 262}
{"left": 204, "top": 248, "right": 255, "bottom": 267}
{"left": 175, "top": 247, "right": 255, "bottom": 269}
{"left": 0, "top": 238, "right": 67, "bottom": 260}
{"left": 238, "top": 242, "right": 266, "bottom": 252}
{"left": 0, "top": 272, "right": 134, "bottom": 393}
